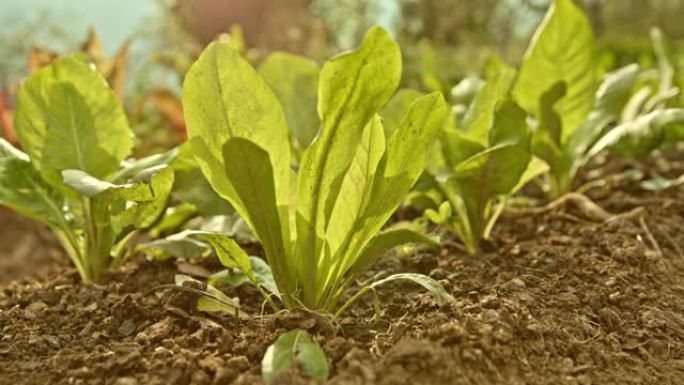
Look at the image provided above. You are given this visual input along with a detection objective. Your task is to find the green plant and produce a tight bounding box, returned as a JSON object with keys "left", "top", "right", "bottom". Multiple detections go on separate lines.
{"left": 182, "top": 27, "right": 454, "bottom": 314}
{"left": 514, "top": 0, "right": 684, "bottom": 199}
{"left": 0, "top": 55, "right": 174, "bottom": 283}
{"left": 262, "top": 329, "right": 329, "bottom": 384}
{"left": 587, "top": 28, "right": 684, "bottom": 160}
{"left": 257, "top": 52, "right": 320, "bottom": 159}
{"left": 405, "top": 60, "right": 534, "bottom": 254}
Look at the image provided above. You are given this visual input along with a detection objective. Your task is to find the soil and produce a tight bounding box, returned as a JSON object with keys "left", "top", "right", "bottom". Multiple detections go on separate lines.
{"left": 0, "top": 209, "right": 65, "bottom": 285}
{"left": 1, "top": 151, "right": 683, "bottom": 385}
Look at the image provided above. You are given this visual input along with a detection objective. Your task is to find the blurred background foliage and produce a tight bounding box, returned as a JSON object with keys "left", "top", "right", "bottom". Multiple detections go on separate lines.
{"left": 2, "top": 0, "right": 684, "bottom": 154}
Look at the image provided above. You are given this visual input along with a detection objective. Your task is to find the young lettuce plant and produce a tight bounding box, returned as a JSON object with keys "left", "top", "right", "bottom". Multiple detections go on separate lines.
{"left": 412, "top": 61, "right": 533, "bottom": 254}
{"left": 0, "top": 55, "right": 174, "bottom": 283}
{"left": 514, "top": 0, "right": 684, "bottom": 199}
{"left": 513, "top": 0, "right": 604, "bottom": 199}
{"left": 183, "top": 27, "right": 453, "bottom": 314}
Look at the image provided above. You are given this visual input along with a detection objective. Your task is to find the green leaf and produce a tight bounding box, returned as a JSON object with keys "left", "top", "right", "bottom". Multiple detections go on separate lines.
{"left": 463, "top": 64, "right": 517, "bottom": 144}
{"left": 0, "top": 138, "right": 29, "bottom": 160}
{"left": 538, "top": 82, "right": 567, "bottom": 146}
{"left": 418, "top": 40, "right": 447, "bottom": 94}
{"left": 171, "top": 143, "right": 233, "bottom": 217}
{"left": 663, "top": 119, "right": 684, "bottom": 146}
{"left": 62, "top": 169, "right": 117, "bottom": 198}
{"left": 183, "top": 40, "right": 292, "bottom": 224}
{"left": 432, "top": 129, "right": 485, "bottom": 175}
{"left": 364, "top": 92, "right": 448, "bottom": 219}
{"left": 189, "top": 231, "right": 255, "bottom": 283}
{"left": 622, "top": 87, "right": 653, "bottom": 122}
{"left": 199, "top": 214, "right": 255, "bottom": 243}
{"left": 534, "top": 67, "right": 635, "bottom": 196}
{"left": 380, "top": 89, "right": 424, "bottom": 137}
{"left": 294, "top": 27, "right": 401, "bottom": 303}
{"left": 369, "top": 273, "right": 456, "bottom": 306}
{"left": 112, "top": 148, "right": 179, "bottom": 183}
{"left": 137, "top": 230, "right": 209, "bottom": 260}
{"left": 14, "top": 55, "right": 132, "bottom": 189}
{"left": 512, "top": 156, "right": 549, "bottom": 193}
{"left": 594, "top": 64, "right": 640, "bottom": 116}
{"left": 454, "top": 102, "right": 530, "bottom": 197}
{"left": 258, "top": 52, "right": 320, "bottom": 154}
{"left": 343, "top": 93, "right": 448, "bottom": 265}
{"left": 558, "top": 65, "right": 640, "bottom": 173}
{"left": 221, "top": 138, "right": 289, "bottom": 289}
{"left": 319, "top": 92, "right": 447, "bottom": 308}
{"left": 149, "top": 203, "right": 197, "bottom": 237}
{"left": 568, "top": 113, "right": 614, "bottom": 156}
{"left": 64, "top": 166, "right": 175, "bottom": 233}
{"left": 514, "top": 0, "right": 596, "bottom": 139}
{"left": 0, "top": 157, "right": 64, "bottom": 227}
{"left": 324, "top": 115, "right": 386, "bottom": 260}
{"left": 532, "top": 82, "right": 569, "bottom": 188}
{"left": 451, "top": 76, "right": 485, "bottom": 105}
{"left": 589, "top": 109, "right": 684, "bottom": 158}
{"left": 406, "top": 184, "right": 443, "bottom": 210}
{"left": 209, "top": 256, "right": 279, "bottom": 298}
{"left": 111, "top": 166, "right": 175, "bottom": 231}
{"left": 0, "top": 139, "right": 65, "bottom": 227}
{"left": 425, "top": 201, "right": 452, "bottom": 224}
{"left": 261, "top": 329, "right": 329, "bottom": 384}
{"left": 649, "top": 27, "right": 676, "bottom": 109}
{"left": 349, "top": 226, "right": 438, "bottom": 276}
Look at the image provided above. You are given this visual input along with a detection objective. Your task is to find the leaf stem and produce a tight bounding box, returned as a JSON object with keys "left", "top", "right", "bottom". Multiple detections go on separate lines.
{"left": 333, "top": 285, "right": 372, "bottom": 320}
{"left": 53, "top": 228, "right": 87, "bottom": 281}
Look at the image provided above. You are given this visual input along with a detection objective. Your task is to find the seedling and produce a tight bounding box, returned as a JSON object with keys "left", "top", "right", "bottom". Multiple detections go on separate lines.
{"left": 262, "top": 329, "right": 329, "bottom": 384}
{"left": 405, "top": 60, "right": 535, "bottom": 254}
{"left": 182, "top": 27, "right": 455, "bottom": 314}
{"left": 0, "top": 55, "right": 174, "bottom": 283}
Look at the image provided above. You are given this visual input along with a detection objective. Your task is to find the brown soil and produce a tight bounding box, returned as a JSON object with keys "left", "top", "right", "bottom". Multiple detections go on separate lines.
{"left": 1, "top": 152, "right": 683, "bottom": 385}
{"left": 0, "top": 210, "right": 66, "bottom": 285}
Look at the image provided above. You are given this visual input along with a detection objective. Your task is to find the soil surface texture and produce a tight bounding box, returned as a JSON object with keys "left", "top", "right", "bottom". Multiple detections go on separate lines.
{"left": 1, "top": 151, "right": 683, "bottom": 385}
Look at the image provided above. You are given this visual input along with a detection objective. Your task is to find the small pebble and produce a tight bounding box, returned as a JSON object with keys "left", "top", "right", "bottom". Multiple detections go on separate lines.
{"left": 481, "top": 309, "right": 500, "bottom": 323}
{"left": 509, "top": 278, "right": 526, "bottom": 289}
{"left": 23, "top": 301, "right": 48, "bottom": 320}
{"left": 114, "top": 377, "right": 138, "bottom": 385}
{"left": 118, "top": 319, "right": 137, "bottom": 337}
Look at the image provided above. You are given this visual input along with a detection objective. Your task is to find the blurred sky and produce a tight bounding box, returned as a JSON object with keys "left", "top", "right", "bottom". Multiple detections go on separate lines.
{"left": 0, "top": 0, "right": 157, "bottom": 54}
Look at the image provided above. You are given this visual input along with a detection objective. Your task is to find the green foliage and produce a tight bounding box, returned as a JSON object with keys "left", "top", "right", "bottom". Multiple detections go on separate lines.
{"left": 170, "top": 143, "right": 234, "bottom": 217}
{"left": 0, "top": 139, "right": 64, "bottom": 226}
{"left": 421, "top": 64, "right": 532, "bottom": 253}
{"left": 209, "top": 256, "right": 279, "bottom": 299}
{"left": 14, "top": 55, "right": 133, "bottom": 191}
{"left": 183, "top": 27, "right": 452, "bottom": 313}
{"left": 262, "top": 329, "right": 329, "bottom": 384}
{"left": 380, "top": 89, "right": 424, "bottom": 137}
{"left": 514, "top": 0, "right": 596, "bottom": 140}
{"left": 514, "top": 2, "right": 684, "bottom": 199}
{"left": 587, "top": 29, "right": 684, "bottom": 158}
{"left": 258, "top": 52, "right": 320, "bottom": 158}
{"left": 0, "top": 55, "right": 174, "bottom": 283}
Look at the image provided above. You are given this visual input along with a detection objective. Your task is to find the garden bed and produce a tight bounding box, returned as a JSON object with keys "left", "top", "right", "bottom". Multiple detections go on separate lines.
{"left": 1, "top": 152, "right": 683, "bottom": 385}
